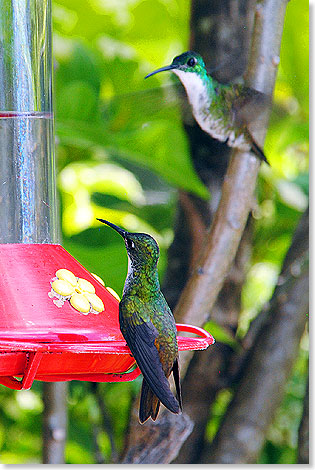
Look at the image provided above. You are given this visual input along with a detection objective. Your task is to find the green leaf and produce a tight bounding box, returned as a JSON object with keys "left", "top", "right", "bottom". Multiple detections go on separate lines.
{"left": 57, "top": 81, "right": 98, "bottom": 121}
{"left": 56, "top": 119, "right": 209, "bottom": 199}
{"left": 121, "top": 0, "right": 189, "bottom": 62}
{"left": 55, "top": 43, "right": 102, "bottom": 95}
{"left": 91, "top": 192, "right": 175, "bottom": 232}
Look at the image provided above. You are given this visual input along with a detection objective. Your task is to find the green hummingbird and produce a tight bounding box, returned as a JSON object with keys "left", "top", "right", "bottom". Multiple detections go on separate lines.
{"left": 97, "top": 218, "right": 182, "bottom": 423}
{"left": 145, "top": 51, "right": 269, "bottom": 164}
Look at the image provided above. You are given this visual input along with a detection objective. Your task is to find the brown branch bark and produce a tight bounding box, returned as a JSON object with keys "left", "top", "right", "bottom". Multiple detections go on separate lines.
{"left": 202, "top": 208, "right": 308, "bottom": 463}
{"left": 121, "top": 405, "right": 194, "bottom": 463}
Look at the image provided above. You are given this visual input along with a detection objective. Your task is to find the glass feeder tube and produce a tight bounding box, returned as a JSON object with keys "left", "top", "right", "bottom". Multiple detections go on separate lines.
{"left": 0, "top": 0, "right": 58, "bottom": 243}
{"left": 0, "top": 1, "right": 64, "bottom": 463}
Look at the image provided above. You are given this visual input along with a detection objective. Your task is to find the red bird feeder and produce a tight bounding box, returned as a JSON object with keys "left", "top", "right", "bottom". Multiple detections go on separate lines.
{"left": 0, "top": 244, "right": 214, "bottom": 390}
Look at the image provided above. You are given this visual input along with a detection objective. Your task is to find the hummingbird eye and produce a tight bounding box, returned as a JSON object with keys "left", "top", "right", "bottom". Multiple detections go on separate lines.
{"left": 126, "top": 238, "right": 135, "bottom": 250}
{"left": 187, "top": 57, "right": 197, "bottom": 67}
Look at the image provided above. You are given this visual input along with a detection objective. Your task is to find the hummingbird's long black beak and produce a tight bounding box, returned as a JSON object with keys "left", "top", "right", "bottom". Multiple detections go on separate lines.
{"left": 97, "top": 218, "right": 126, "bottom": 238}
{"left": 145, "top": 64, "right": 177, "bottom": 79}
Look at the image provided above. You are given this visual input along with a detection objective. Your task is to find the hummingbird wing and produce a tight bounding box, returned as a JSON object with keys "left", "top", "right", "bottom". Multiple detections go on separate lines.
{"left": 229, "top": 85, "right": 270, "bottom": 164}
{"left": 230, "top": 85, "right": 271, "bottom": 131}
{"left": 119, "top": 303, "right": 181, "bottom": 415}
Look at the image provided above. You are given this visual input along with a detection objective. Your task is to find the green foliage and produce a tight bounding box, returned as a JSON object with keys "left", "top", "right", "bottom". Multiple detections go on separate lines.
{"left": 0, "top": 384, "right": 43, "bottom": 463}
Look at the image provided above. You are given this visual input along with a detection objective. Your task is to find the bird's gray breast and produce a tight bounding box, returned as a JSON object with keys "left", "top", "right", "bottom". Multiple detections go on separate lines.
{"left": 199, "top": 113, "right": 227, "bottom": 141}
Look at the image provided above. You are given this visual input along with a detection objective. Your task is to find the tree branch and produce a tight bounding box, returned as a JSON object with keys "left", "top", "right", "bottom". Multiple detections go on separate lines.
{"left": 121, "top": 408, "right": 194, "bottom": 464}
{"left": 119, "top": 0, "right": 288, "bottom": 463}
{"left": 170, "top": 2, "right": 256, "bottom": 459}
{"left": 203, "top": 208, "right": 309, "bottom": 463}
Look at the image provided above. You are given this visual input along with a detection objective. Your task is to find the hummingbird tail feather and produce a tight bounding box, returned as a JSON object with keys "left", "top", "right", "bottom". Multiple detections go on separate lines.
{"left": 250, "top": 138, "right": 270, "bottom": 165}
{"left": 139, "top": 379, "right": 160, "bottom": 424}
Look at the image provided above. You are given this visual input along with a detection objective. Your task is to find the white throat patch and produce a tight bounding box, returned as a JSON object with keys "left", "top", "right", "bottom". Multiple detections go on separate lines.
{"left": 173, "top": 69, "right": 211, "bottom": 113}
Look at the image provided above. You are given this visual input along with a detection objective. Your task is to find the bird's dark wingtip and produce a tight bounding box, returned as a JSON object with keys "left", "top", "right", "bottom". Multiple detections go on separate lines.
{"left": 251, "top": 140, "right": 270, "bottom": 165}
{"left": 172, "top": 358, "right": 182, "bottom": 411}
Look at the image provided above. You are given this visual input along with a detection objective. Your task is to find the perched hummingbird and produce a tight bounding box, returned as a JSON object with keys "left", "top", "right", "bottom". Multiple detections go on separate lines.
{"left": 97, "top": 218, "right": 182, "bottom": 423}
{"left": 145, "top": 51, "right": 269, "bottom": 164}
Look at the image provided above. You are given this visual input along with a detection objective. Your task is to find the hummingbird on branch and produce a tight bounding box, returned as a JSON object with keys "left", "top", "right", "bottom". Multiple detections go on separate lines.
{"left": 145, "top": 51, "right": 269, "bottom": 164}
{"left": 97, "top": 218, "right": 182, "bottom": 423}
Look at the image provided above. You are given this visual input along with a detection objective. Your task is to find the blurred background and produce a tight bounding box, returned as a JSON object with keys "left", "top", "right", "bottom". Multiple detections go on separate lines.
{"left": 0, "top": 0, "right": 308, "bottom": 464}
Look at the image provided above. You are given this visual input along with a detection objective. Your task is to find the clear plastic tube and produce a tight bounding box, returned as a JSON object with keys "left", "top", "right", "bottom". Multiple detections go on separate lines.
{"left": 0, "top": 0, "right": 58, "bottom": 243}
